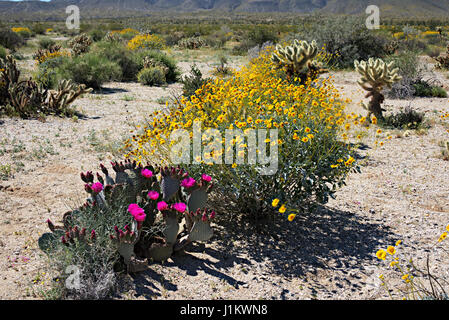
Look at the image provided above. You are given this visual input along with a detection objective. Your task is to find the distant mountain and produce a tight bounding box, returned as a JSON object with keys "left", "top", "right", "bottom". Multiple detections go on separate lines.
{"left": 1, "top": 0, "right": 448, "bottom": 20}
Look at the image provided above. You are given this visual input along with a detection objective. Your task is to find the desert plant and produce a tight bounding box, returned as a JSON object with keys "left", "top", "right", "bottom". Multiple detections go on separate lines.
{"left": 0, "top": 55, "right": 92, "bottom": 117}
{"left": 177, "top": 36, "right": 206, "bottom": 49}
{"left": 127, "top": 49, "right": 362, "bottom": 222}
{"left": 412, "top": 80, "right": 447, "bottom": 98}
{"left": 0, "top": 28, "right": 24, "bottom": 50}
{"left": 91, "top": 41, "right": 140, "bottom": 81}
{"left": 11, "top": 27, "right": 32, "bottom": 39}
{"left": 354, "top": 58, "right": 402, "bottom": 121}
{"left": 68, "top": 33, "right": 93, "bottom": 56}
{"left": 0, "top": 45, "right": 6, "bottom": 60}
{"left": 133, "top": 49, "right": 179, "bottom": 83}
{"left": 137, "top": 67, "right": 166, "bottom": 86}
{"left": 380, "top": 105, "right": 425, "bottom": 130}
{"left": 56, "top": 53, "right": 121, "bottom": 89}
{"left": 38, "top": 37, "right": 56, "bottom": 50}
{"left": 293, "top": 16, "right": 390, "bottom": 69}
{"left": 181, "top": 64, "right": 211, "bottom": 99}
{"left": 271, "top": 39, "right": 327, "bottom": 83}
{"left": 127, "top": 34, "right": 165, "bottom": 51}
{"left": 434, "top": 43, "right": 449, "bottom": 69}
{"left": 38, "top": 160, "right": 217, "bottom": 287}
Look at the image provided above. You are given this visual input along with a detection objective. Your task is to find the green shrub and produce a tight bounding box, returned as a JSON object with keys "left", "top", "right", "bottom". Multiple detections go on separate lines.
{"left": 89, "top": 29, "right": 107, "bottom": 42}
{"left": 386, "top": 51, "right": 421, "bottom": 99}
{"left": 133, "top": 49, "right": 179, "bottom": 83}
{"left": 293, "top": 16, "right": 390, "bottom": 69}
{"left": 91, "top": 41, "right": 140, "bottom": 81}
{"left": 181, "top": 64, "right": 211, "bottom": 99}
{"left": 412, "top": 80, "right": 447, "bottom": 98}
{"left": 38, "top": 37, "right": 56, "bottom": 50}
{"left": 380, "top": 105, "right": 426, "bottom": 130}
{"left": 0, "top": 29, "right": 24, "bottom": 50}
{"left": 31, "top": 23, "right": 47, "bottom": 35}
{"left": 0, "top": 45, "right": 6, "bottom": 60}
{"left": 137, "top": 67, "right": 166, "bottom": 86}
{"left": 56, "top": 53, "right": 121, "bottom": 89}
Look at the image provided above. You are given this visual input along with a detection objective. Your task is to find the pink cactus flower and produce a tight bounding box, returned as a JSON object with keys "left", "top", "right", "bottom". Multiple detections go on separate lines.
{"left": 91, "top": 182, "right": 103, "bottom": 194}
{"left": 141, "top": 168, "right": 153, "bottom": 178}
{"left": 157, "top": 201, "right": 169, "bottom": 211}
{"left": 201, "top": 174, "right": 212, "bottom": 182}
{"left": 172, "top": 202, "right": 187, "bottom": 213}
{"left": 181, "top": 177, "right": 196, "bottom": 188}
{"left": 147, "top": 191, "right": 160, "bottom": 200}
{"left": 128, "top": 203, "right": 146, "bottom": 222}
{"left": 210, "top": 210, "right": 216, "bottom": 219}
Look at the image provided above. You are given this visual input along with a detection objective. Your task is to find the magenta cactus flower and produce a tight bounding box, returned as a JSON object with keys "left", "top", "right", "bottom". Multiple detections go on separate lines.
{"left": 157, "top": 201, "right": 168, "bottom": 211}
{"left": 91, "top": 182, "right": 103, "bottom": 194}
{"left": 172, "top": 202, "right": 187, "bottom": 213}
{"left": 128, "top": 203, "right": 146, "bottom": 222}
{"left": 201, "top": 174, "right": 212, "bottom": 182}
{"left": 147, "top": 191, "right": 160, "bottom": 200}
{"left": 141, "top": 168, "right": 153, "bottom": 178}
{"left": 181, "top": 177, "right": 196, "bottom": 188}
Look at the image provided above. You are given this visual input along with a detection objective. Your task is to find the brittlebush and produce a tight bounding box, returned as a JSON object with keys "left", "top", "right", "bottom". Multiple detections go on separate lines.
{"left": 125, "top": 48, "right": 365, "bottom": 221}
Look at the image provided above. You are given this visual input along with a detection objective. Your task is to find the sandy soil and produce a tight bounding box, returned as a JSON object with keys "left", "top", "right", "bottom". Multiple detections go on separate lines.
{"left": 0, "top": 57, "right": 448, "bottom": 300}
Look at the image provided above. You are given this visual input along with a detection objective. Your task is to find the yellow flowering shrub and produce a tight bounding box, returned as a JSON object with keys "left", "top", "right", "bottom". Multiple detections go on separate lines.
{"left": 11, "top": 27, "right": 32, "bottom": 38}
{"left": 35, "top": 49, "right": 71, "bottom": 65}
{"left": 127, "top": 34, "right": 165, "bottom": 51}
{"left": 126, "top": 48, "right": 366, "bottom": 220}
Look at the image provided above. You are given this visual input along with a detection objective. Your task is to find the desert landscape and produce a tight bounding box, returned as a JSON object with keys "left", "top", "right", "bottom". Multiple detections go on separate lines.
{"left": 0, "top": 0, "right": 449, "bottom": 301}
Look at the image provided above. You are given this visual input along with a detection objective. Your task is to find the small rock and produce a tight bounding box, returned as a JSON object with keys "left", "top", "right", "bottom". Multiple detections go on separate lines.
{"left": 369, "top": 208, "right": 376, "bottom": 214}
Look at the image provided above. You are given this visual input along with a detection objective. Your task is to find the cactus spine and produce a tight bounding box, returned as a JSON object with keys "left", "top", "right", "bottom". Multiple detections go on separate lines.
{"left": 354, "top": 58, "right": 402, "bottom": 120}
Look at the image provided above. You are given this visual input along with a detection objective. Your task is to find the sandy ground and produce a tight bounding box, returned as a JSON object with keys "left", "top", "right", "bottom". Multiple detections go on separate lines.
{"left": 0, "top": 57, "right": 449, "bottom": 300}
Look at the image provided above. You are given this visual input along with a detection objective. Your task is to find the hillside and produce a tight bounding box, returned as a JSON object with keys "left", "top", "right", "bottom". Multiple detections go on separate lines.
{"left": 0, "top": 0, "right": 448, "bottom": 20}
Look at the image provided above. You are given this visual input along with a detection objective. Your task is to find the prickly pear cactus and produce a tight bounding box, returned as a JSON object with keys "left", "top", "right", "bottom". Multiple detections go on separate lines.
{"left": 39, "top": 160, "right": 217, "bottom": 273}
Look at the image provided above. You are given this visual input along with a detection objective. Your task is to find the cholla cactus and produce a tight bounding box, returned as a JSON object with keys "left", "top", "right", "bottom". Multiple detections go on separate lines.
{"left": 271, "top": 39, "right": 326, "bottom": 83}
{"left": 68, "top": 33, "right": 92, "bottom": 55}
{"left": 434, "top": 43, "right": 449, "bottom": 69}
{"left": 178, "top": 36, "right": 206, "bottom": 49}
{"left": 354, "top": 58, "right": 402, "bottom": 120}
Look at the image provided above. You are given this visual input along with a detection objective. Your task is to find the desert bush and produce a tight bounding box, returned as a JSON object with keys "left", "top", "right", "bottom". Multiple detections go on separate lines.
{"left": 39, "top": 162, "right": 217, "bottom": 298}
{"left": 91, "top": 41, "right": 140, "bottom": 81}
{"left": 293, "top": 16, "right": 390, "bottom": 69}
{"left": 126, "top": 49, "right": 363, "bottom": 221}
{"left": 380, "top": 105, "right": 426, "bottom": 130}
{"left": 0, "top": 29, "right": 24, "bottom": 50}
{"left": 127, "top": 34, "right": 165, "bottom": 51}
{"left": 88, "top": 29, "right": 106, "bottom": 42}
{"left": 38, "top": 37, "right": 56, "bottom": 50}
{"left": 31, "top": 23, "right": 47, "bottom": 35}
{"left": 137, "top": 67, "right": 166, "bottom": 86}
{"left": 177, "top": 36, "right": 206, "bottom": 49}
{"left": 11, "top": 27, "right": 32, "bottom": 39}
{"left": 386, "top": 51, "right": 421, "bottom": 99}
{"left": 412, "top": 80, "right": 447, "bottom": 97}
{"left": 0, "top": 45, "right": 6, "bottom": 60}
{"left": 133, "top": 50, "right": 179, "bottom": 83}
{"left": 56, "top": 53, "right": 121, "bottom": 89}
{"left": 163, "top": 31, "right": 186, "bottom": 47}
{"left": 181, "top": 64, "right": 211, "bottom": 99}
